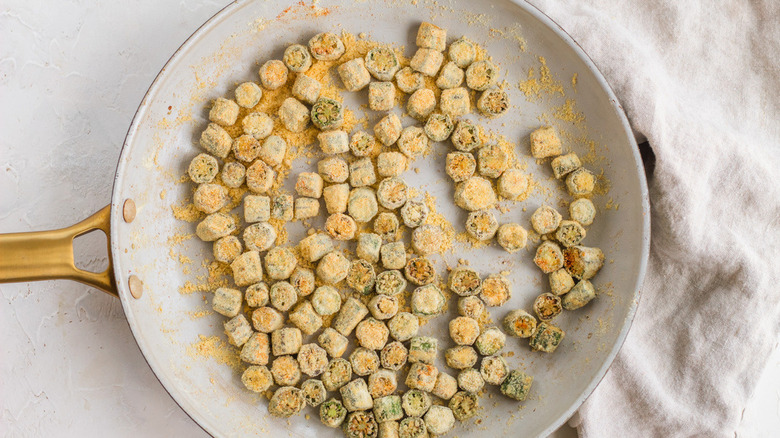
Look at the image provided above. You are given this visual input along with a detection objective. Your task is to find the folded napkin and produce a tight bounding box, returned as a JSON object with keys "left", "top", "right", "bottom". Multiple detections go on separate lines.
{"left": 529, "top": 0, "right": 780, "bottom": 435}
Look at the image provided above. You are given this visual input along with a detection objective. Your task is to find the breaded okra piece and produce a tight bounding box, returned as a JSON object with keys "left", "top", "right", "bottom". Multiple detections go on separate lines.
{"left": 220, "top": 161, "right": 245, "bottom": 188}
{"left": 407, "top": 88, "right": 436, "bottom": 120}
{"left": 445, "top": 151, "right": 476, "bottom": 182}
{"left": 440, "top": 86, "right": 470, "bottom": 116}
{"left": 301, "top": 378, "right": 327, "bottom": 407}
{"left": 295, "top": 172, "right": 324, "bottom": 198}
{"left": 534, "top": 241, "right": 564, "bottom": 274}
{"left": 230, "top": 251, "right": 263, "bottom": 287}
{"left": 377, "top": 151, "right": 407, "bottom": 177}
{"left": 272, "top": 327, "right": 302, "bottom": 356}
{"left": 448, "top": 38, "right": 476, "bottom": 68}
{"left": 349, "top": 158, "right": 377, "bottom": 187}
{"left": 299, "top": 232, "right": 334, "bottom": 263}
{"left": 436, "top": 61, "right": 465, "bottom": 89}
{"left": 551, "top": 152, "right": 582, "bottom": 179}
{"left": 395, "top": 67, "right": 424, "bottom": 94}
{"left": 411, "top": 284, "right": 446, "bottom": 316}
{"left": 245, "top": 282, "right": 269, "bottom": 308}
{"left": 271, "top": 193, "right": 294, "bottom": 221}
{"left": 477, "top": 88, "right": 510, "bottom": 117}
{"left": 346, "top": 259, "right": 376, "bottom": 294}
{"left": 283, "top": 44, "right": 312, "bottom": 72}
{"left": 416, "top": 22, "right": 447, "bottom": 51}
{"left": 465, "top": 60, "right": 498, "bottom": 91}
{"left": 242, "top": 365, "right": 273, "bottom": 393}
{"left": 289, "top": 301, "right": 323, "bottom": 335}
{"left": 317, "top": 250, "right": 350, "bottom": 284}
{"left": 454, "top": 176, "right": 497, "bottom": 211}
{"left": 340, "top": 378, "right": 374, "bottom": 412}
{"left": 279, "top": 97, "right": 309, "bottom": 132}
{"left": 356, "top": 317, "right": 390, "bottom": 350}
{"left": 318, "top": 156, "right": 350, "bottom": 184}
{"left": 369, "top": 370, "right": 398, "bottom": 399}
{"left": 338, "top": 58, "right": 371, "bottom": 91}
{"left": 200, "top": 123, "right": 232, "bottom": 158}
{"left": 322, "top": 358, "right": 353, "bottom": 391}
{"left": 388, "top": 311, "right": 419, "bottom": 342}
{"left": 533, "top": 293, "right": 562, "bottom": 321}
{"left": 411, "top": 224, "right": 446, "bottom": 256}
{"left": 232, "top": 135, "right": 261, "bottom": 163}
{"left": 213, "top": 235, "right": 242, "bottom": 264}
{"left": 381, "top": 241, "right": 407, "bottom": 270}
{"left": 344, "top": 412, "right": 379, "bottom": 438}
{"left": 563, "top": 246, "right": 604, "bottom": 280}
{"left": 311, "top": 97, "right": 344, "bottom": 130}
{"left": 308, "top": 32, "right": 345, "bottom": 61}
{"left": 357, "top": 232, "right": 382, "bottom": 263}
{"left": 380, "top": 341, "right": 408, "bottom": 370}
{"left": 457, "top": 368, "right": 484, "bottom": 393}
{"left": 246, "top": 159, "right": 276, "bottom": 194}
{"left": 566, "top": 167, "right": 596, "bottom": 197}
{"left": 432, "top": 372, "right": 458, "bottom": 401}
{"left": 348, "top": 188, "right": 379, "bottom": 223}
{"left": 311, "top": 285, "right": 342, "bottom": 316}
{"left": 224, "top": 314, "right": 252, "bottom": 347}
{"left": 530, "top": 126, "right": 562, "bottom": 158}
{"left": 188, "top": 153, "right": 219, "bottom": 184}
{"left": 449, "top": 316, "right": 480, "bottom": 345}
{"left": 475, "top": 326, "right": 506, "bottom": 356}
{"left": 445, "top": 345, "right": 478, "bottom": 370}
{"left": 569, "top": 198, "right": 596, "bottom": 226}
{"left": 549, "top": 268, "right": 575, "bottom": 296}
{"left": 376, "top": 270, "right": 407, "bottom": 296}
{"left": 410, "top": 48, "right": 444, "bottom": 76}
{"left": 424, "top": 113, "right": 454, "bottom": 142}
{"left": 320, "top": 398, "right": 348, "bottom": 428}
{"left": 497, "top": 223, "right": 528, "bottom": 253}
{"left": 465, "top": 209, "right": 499, "bottom": 241}
{"left": 406, "top": 362, "right": 439, "bottom": 392}
{"left": 369, "top": 294, "right": 399, "bottom": 320}
{"left": 251, "top": 306, "right": 284, "bottom": 333}
{"left": 268, "top": 386, "right": 305, "bottom": 418}
{"left": 365, "top": 47, "right": 401, "bottom": 81}
{"left": 326, "top": 213, "right": 358, "bottom": 241}
{"left": 424, "top": 406, "right": 455, "bottom": 436}
{"left": 399, "top": 417, "right": 427, "bottom": 438}
{"left": 196, "top": 212, "right": 236, "bottom": 242}
{"left": 497, "top": 169, "right": 530, "bottom": 200}
{"left": 448, "top": 266, "right": 481, "bottom": 297}
{"left": 449, "top": 391, "right": 478, "bottom": 421}
{"left": 374, "top": 394, "right": 403, "bottom": 422}
{"left": 271, "top": 355, "right": 301, "bottom": 386}
{"left": 264, "top": 246, "right": 297, "bottom": 280}
{"left": 209, "top": 97, "right": 239, "bottom": 126}
{"left": 409, "top": 336, "right": 438, "bottom": 364}
{"left": 529, "top": 322, "right": 565, "bottom": 353}
{"left": 397, "top": 126, "right": 430, "bottom": 159}
{"left": 451, "top": 119, "right": 482, "bottom": 151}
{"left": 500, "top": 370, "right": 533, "bottom": 401}
{"left": 318, "top": 327, "right": 349, "bottom": 358}
{"left": 405, "top": 257, "right": 436, "bottom": 286}
{"left": 481, "top": 355, "right": 510, "bottom": 385}
{"left": 556, "top": 220, "right": 587, "bottom": 247}
{"left": 350, "top": 131, "right": 377, "bottom": 157}
{"left": 480, "top": 274, "right": 511, "bottom": 307}
{"left": 258, "top": 60, "right": 288, "bottom": 90}
{"left": 369, "top": 81, "right": 396, "bottom": 112}
{"left": 242, "top": 112, "right": 273, "bottom": 140}
{"left": 240, "top": 332, "right": 270, "bottom": 365}
{"left": 244, "top": 195, "right": 271, "bottom": 223}
{"left": 458, "top": 296, "right": 485, "bottom": 319}
{"left": 377, "top": 177, "right": 408, "bottom": 210}
{"left": 400, "top": 200, "right": 429, "bottom": 228}
{"left": 333, "top": 296, "right": 369, "bottom": 336}
{"left": 292, "top": 74, "right": 321, "bottom": 104}
{"left": 324, "top": 184, "right": 350, "bottom": 214}
{"left": 243, "top": 222, "right": 277, "bottom": 252}
{"left": 235, "top": 82, "right": 262, "bottom": 108}
{"left": 402, "top": 389, "right": 432, "bottom": 417}
{"left": 374, "top": 113, "right": 403, "bottom": 146}
{"left": 532, "top": 205, "right": 563, "bottom": 234}
{"left": 350, "top": 347, "right": 380, "bottom": 377}
{"left": 478, "top": 144, "right": 510, "bottom": 178}
{"left": 562, "top": 279, "right": 596, "bottom": 310}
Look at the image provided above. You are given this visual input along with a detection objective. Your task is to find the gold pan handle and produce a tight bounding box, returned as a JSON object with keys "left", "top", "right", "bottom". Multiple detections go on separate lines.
{"left": 0, "top": 205, "right": 117, "bottom": 297}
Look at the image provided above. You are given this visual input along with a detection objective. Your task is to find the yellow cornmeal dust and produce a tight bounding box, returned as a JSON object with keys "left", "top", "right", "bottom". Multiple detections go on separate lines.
{"left": 187, "top": 335, "right": 241, "bottom": 370}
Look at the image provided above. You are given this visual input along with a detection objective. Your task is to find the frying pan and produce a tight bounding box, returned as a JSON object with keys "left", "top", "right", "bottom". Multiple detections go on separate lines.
{"left": 0, "top": 0, "right": 650, "bottom": 436}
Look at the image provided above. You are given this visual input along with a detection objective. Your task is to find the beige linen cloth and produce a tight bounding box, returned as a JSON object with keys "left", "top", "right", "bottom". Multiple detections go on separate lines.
{"left": 527, "top": 0, "right": 780, "bottom": 436}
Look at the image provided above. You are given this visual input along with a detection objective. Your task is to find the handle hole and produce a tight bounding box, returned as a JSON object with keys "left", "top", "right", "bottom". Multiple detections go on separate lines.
{"left": 73, "top": 229, "right": 109, "bottom": 274}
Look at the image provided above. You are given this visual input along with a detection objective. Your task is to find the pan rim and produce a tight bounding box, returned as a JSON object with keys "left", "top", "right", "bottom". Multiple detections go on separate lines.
{"left": 109, "top": 1, "right": 651, "bottom": 437}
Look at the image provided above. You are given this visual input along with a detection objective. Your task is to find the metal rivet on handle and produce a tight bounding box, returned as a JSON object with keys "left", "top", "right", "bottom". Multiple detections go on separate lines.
{"left": 123, "top": 199, "right": 136, "bottom": 223}
{"left": 128, "top": 275, "right": 143, "bottom": 299}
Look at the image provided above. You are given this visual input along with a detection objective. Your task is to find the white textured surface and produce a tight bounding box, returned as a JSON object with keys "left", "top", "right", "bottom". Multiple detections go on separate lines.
{"left": 0, "top": 1, "right": 776, "bottom": 437}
